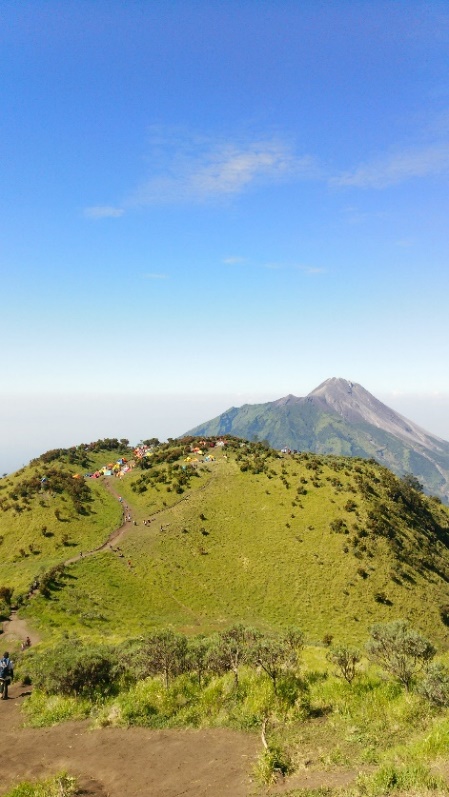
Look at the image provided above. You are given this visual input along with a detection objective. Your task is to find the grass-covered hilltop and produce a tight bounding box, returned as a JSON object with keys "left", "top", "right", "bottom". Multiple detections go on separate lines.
{"left": 186, "top": 378, "right": 449, "bottom": 503}
{"left": 1, "top": 435, "right": 449, "bottom": 646}
{"left": 4, "top": 436, "right": 449, "bottom": 796}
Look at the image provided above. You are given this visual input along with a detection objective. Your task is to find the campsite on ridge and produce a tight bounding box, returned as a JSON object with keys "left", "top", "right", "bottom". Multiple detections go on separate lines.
{"left": 186, "top": 378, "right": 449, "bottom": 504}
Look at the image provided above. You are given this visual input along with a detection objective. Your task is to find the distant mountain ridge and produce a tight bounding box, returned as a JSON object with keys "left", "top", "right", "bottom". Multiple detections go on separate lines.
{"left": 186, "top": 378, "right": 449, "bottom": 502}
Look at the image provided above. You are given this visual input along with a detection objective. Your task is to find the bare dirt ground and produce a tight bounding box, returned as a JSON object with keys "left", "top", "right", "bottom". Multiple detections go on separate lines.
{"left": 1, "top": 683, "right": 261, "bottom": 797}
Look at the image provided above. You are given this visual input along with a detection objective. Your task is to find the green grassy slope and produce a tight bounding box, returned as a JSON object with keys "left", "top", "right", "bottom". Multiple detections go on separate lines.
{"left": 0, "top": 446, "right": 125, "bottom": 592}
{"left": 4, "top": 439, "right": 447, "bottom": 648}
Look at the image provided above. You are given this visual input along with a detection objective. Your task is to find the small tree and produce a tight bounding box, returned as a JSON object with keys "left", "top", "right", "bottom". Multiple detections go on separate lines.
{"left": 401, "top": 473, "right": 424, "bottom": 493}
{"left": 327, "top": 646, "right": 361, "bottom": 684}
{"left": 214, "top": 625, "right": 260, "bottom": 687}
{"left": 186, "top": 635, "right": 212, "bottom": 687}
{"left": 283, "top": 627, "right": 304, "bottom": 664}
{"left": 0, "top": 585, "right": 13, "bottom": 619}
{"left": 366, "top": 620, "right": 435, "bottom": 691}
{"left": 139, "top": 630, "right": 188, "bottom": 688}
{"left": 255, "top": 631, "right": 302, "bottom": 693}
{"left": 439, "top": 604, "right": 449, "bottom": 627}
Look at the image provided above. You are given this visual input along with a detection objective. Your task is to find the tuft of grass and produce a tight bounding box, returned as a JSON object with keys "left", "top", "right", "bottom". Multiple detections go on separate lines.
{"left": 21, "top": 690, "right": 91, "bottom": 727}
{"left": 356, "top": 761, "right": 447, "bottom": 796}
{"left": 254, "top": 744, "right": 294, "bottom": 785}
{"left": 2, "top": 772, "right": 76, "bottom": 797}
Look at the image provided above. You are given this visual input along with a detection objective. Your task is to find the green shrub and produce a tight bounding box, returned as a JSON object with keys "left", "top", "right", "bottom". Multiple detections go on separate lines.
{"left": 25, "top": 640, "right": 124, "bottom": 698}
{"left": 366, "top": 620, "right": 435, "bottom": 691}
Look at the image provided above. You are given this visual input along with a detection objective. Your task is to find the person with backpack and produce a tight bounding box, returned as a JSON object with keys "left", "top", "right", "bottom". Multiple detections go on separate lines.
{"left": 0, "top": 652, "right": 13, "bottom": 700}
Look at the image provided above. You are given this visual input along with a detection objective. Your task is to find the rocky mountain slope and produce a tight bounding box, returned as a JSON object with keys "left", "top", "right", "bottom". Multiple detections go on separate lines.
{"left": 186, "top": 378, "right": 449, "bottom": 502}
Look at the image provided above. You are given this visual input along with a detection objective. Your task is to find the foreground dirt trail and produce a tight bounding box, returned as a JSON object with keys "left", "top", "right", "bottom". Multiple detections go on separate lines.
{"left": 1, "top": 684, "right": 260, "bottom": 797}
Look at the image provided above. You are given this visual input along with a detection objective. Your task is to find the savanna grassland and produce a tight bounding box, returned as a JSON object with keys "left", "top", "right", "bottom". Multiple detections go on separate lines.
{"left": 3, "top": 437, "right": 449, "bottom": 797}
{"left": 2, "top": 438, "right": 449, "bottom": 645}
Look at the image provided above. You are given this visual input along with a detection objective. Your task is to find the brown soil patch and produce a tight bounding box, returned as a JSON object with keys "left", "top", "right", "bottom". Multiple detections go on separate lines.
{"left": 0, "top": 683, "right": 260, "bottom": 797}
{"left": 74, "top": 776, "right": 108, "bottom": 797}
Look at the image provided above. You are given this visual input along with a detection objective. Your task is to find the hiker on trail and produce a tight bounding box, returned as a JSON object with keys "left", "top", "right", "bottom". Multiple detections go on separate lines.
{"left": 0, "top": 652, "right": 13, "bottom": 700}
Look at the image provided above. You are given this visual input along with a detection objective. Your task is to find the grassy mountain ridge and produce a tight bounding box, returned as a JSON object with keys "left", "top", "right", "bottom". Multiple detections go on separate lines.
{"left": 2, "top": 437, "right": 449, "bottom": 648}
{"left": 186, "top": 379, "right": 449, "bottom": 502}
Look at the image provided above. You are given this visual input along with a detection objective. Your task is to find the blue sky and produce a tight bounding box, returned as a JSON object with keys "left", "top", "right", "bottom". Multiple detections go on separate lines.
{"left": 2, "top": 1, "right": 449, "bottom": 472}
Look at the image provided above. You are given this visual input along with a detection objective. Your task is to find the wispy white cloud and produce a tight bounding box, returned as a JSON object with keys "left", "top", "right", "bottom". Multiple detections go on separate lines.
{"left": 300, "top": 266, "right": 327, "bottom": 275}
{"left": 127, "top": 134, "right": 319, "bottom": 206}
{"left": 332, "top": 143, "right": 449, "bottom": 188}
{"left": 85, "top": 123, "right": 449, "bottom": 217}
{"left": 262, "top": 262, "right": 327, "bottom": 275}
{"left": 340, "top": 206, "right": 388, "bottom": 225}
{"left": 84, "top": 206, "right": 124, "bottom": 219}
{"left": 221, "top": 256, "right": 327, "bottom": 274}
{"left": 222, "top": 256, "right": 247, "bottom": 265}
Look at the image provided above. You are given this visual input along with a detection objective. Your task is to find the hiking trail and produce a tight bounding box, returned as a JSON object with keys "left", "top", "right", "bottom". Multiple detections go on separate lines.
{"left": 64, "top": 466, "right": 218, "bottom": 565}
{"left": 1, "top": 610, "right": 40, "bottom": 648}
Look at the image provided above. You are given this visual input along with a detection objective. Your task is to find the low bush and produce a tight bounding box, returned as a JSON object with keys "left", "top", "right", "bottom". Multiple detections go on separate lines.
{"left": 418, "top": 662, "right": 449, "bottom": 707}
{"left": 2, "top": 773, "right": 76, "bottom": 797}
{"left": 24, "top": 639, "right": 124, "bottom": 698}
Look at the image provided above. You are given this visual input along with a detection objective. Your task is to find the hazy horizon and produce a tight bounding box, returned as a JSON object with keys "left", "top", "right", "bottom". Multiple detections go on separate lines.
{"left": 3, "top": 387, "right": 449, "bottom": 476}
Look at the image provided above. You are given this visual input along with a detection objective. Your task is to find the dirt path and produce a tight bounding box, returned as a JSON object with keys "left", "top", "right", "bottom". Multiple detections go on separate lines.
{"left": 0, "top": 682, "right": 367, "bottom": 797}
{"left": 1, "top": 610, "right": 40, "bottom": 648}
{"left": 0, "top": 683, "right": 260, "bottom": 797}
